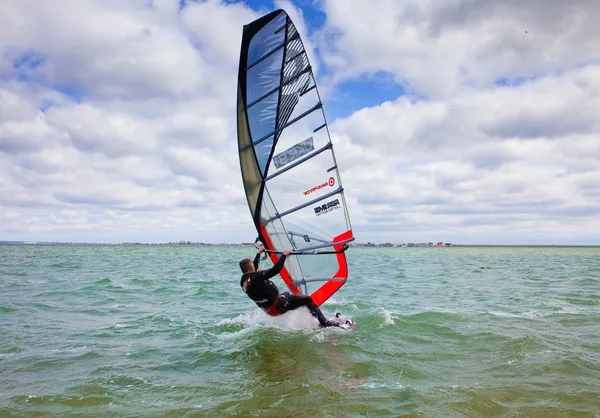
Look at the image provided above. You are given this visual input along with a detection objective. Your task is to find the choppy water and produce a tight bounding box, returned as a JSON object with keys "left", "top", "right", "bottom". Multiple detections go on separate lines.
{"left": 1, "top": 244, "right": 599, "bottom": 417}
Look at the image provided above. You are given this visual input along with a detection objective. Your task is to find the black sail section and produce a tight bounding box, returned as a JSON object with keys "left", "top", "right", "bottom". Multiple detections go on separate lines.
{"left": 237, "top": 10, "right": 354, "bottom": 306}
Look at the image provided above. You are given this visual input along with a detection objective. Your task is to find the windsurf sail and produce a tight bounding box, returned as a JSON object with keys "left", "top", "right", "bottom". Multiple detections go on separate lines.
{"left": 237, "top": 9, "right": 354, "bottom": 307}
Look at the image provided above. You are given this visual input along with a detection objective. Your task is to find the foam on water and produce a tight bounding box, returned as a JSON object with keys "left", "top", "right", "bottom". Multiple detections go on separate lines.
{"left": 217, "top": 308, "right": 321, "bottom": 331}
{"left": 378, "top": 307, "right": 397, "bottom": 325}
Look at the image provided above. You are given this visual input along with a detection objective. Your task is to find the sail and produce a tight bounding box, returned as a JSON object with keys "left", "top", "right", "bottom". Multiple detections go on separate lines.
{"left": 236, "top": 9, "right": 354, "bottom": 307}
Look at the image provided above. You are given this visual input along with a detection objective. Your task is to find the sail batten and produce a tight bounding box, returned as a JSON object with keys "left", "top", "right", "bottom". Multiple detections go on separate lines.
{"left": 247, "top": 65, "right": 312, "bottom": 110}
{"left": 246, "top": 32, "right": 300, "bottom": 71}
{"left": 264, "top": 186, "right": 343, "bottom": 224}
{"left": 237, "top": 9, "right": 353, "bottom": 307}
{"left": 246, "top": 102, "right": 322, "bottom": 150}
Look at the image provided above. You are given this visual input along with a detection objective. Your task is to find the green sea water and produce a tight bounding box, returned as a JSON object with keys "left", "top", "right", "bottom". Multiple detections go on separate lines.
{"left": 1, "top": 244, "right": 599, "bottom": 417}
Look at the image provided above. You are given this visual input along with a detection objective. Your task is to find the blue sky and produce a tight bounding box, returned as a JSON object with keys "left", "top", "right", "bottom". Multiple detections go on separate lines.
{"left": 1, "top": 0, "right": 599, "bottom": 245}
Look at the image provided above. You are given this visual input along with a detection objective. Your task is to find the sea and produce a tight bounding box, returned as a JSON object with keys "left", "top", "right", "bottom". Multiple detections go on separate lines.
{"left": 1, "top": 244, "right": 599, "bottom": 417}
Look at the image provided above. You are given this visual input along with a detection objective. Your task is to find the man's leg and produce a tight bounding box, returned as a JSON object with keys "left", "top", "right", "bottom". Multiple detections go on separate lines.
{"left": 276, "top": 293, "right": 333, "bottom": 327}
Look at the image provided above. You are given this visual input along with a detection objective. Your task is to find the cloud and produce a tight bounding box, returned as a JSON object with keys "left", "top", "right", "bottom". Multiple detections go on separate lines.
{"left": 0, "top": 0, "right": 598, "bottom": 245}
{"left": 0, "top": 0, "right": 213, "bottom": 100}
{"left": 318, "top": 0, "right": 600, "bottom": 97}
{"left": 330, "top": 64, "right": 600, "bottom": 243}
{"left": 0, "top": 0, "right": 262, "bottom": 243}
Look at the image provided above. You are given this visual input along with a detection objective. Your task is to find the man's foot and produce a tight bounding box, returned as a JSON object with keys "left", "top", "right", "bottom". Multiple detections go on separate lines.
{"left": 320, "top": 320, "right": 338, "bottom": 328}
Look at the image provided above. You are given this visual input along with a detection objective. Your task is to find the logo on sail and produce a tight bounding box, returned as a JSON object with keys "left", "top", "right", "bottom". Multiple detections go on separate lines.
{"left": 304, "top": 177, "right": 335, "bottom": 196}
{"left": 314, "top": 198, "right": 340, "bottom": 216}
{"left": 273, "top": 137, "right": 315, "bottom": 169}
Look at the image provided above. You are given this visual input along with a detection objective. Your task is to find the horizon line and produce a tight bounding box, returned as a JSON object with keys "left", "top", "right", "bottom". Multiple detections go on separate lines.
{"left": 1, "top": 241, "right": 599, "bottom": 248}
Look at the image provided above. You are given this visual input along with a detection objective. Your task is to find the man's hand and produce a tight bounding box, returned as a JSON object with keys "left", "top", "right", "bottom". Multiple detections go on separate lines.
{"left": 257, "top": 247, "right": 265, "bottom": 254}
{"left": 283, "top": 249, "right": 292, "bottom": 256}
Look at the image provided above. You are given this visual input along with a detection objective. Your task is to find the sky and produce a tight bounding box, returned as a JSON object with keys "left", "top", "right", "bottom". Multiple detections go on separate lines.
{"left": 1, "top": 0, "right": 599, "bottom": 245}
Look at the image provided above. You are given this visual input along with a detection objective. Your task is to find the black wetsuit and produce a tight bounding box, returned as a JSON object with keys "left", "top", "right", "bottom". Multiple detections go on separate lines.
{"left": 240, "top": 252, "right": 331, "bottom": 326}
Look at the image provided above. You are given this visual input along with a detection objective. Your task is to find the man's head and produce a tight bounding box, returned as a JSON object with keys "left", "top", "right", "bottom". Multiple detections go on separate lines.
{"left": 239, "top": 258, "right": 255, "bottom": 273}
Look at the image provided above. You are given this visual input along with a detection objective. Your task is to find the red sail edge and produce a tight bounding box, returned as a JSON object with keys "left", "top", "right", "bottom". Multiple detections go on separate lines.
{"left": 310, "top": 229, "right": 353, "bottom": 307}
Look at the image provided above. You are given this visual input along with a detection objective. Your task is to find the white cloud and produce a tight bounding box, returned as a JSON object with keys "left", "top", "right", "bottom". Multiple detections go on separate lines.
{"left": 1, "top": 0, "right": 210, "bottom": 99}
{"left": 319, "top": 0, "right": 600, "bottom": 97}
{"left": 0, "top": 0, "right": 261, "bottom": 243}
{"left": 331, "top": 65, "right": 600, "bottom": 244}
{"left": 181, "top": 0, "right": 260, "bottom": 67}
{"left": 0, "top": 0, "right": 598, "bottom": 244}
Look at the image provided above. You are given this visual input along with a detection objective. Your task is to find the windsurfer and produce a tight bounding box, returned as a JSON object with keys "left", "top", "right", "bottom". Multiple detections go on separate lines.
{"left": 239, "top": 247, "right": 336, "bottom": 327}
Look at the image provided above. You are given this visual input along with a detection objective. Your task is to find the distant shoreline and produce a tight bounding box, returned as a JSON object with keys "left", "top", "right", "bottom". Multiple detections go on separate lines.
{"left": 452, "top": 244, "right": 600, "bottom": 248}
{"left": 1, "top": 241, "right": 598, "bottom": 248}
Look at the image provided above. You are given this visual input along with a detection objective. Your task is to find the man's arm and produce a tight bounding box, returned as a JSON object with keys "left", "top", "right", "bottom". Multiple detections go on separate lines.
{"left": 261, "top": 249, "right": 292, "bottom": 280}
{"left": 249, "top": 249, "right": 292, "bottom": 282}
{"left": 252, "top": 247, "right": 265, "bottom": 269}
